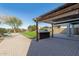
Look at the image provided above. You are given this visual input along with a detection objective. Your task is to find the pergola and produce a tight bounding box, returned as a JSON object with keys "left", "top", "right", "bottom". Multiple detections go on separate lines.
{"left": 34, "top": 3, "right": 79, "bottom": 41}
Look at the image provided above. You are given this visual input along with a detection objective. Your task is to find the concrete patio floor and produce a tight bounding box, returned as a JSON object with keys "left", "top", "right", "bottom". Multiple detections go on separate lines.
{"left": 27, "top": 35, "right": 79, "bottom": 56}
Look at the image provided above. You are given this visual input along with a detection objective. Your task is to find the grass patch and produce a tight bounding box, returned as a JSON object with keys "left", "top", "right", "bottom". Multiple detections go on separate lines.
{"left": 22, "top": 31, "right": 36, "bottom": 39}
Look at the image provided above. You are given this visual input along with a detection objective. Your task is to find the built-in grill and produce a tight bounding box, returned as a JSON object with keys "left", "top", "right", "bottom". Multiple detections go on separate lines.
{"left": 38, "top": 30, "right": 50, "bottom": 39}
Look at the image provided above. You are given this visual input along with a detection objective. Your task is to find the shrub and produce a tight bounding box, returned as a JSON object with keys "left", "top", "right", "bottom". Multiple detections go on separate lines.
{"left": 0, "top": 28, "right": 7, "bottom": 35}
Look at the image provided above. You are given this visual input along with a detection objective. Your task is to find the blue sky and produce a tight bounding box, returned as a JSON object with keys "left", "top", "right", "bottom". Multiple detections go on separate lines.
{"left": 0, "top": 3, "right": 64, "bottom": 29}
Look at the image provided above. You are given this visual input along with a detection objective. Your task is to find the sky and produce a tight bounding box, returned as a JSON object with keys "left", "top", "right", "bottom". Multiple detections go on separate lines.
{"left": 0, "top": 3, "right": 64, "bottom": 29}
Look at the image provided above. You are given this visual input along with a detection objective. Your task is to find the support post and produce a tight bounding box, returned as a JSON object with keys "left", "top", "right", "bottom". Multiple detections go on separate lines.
{"left": 67, "top": 23, "right": 71, "bottom": 37}
{"left": 36, "top": 21, "right": 39, "bottom": 41}
{"left": 51, "top": 23, "right": 54, "bottom": 37}
{"left": 72, "top": 24, "right": 74, "bottom": 35}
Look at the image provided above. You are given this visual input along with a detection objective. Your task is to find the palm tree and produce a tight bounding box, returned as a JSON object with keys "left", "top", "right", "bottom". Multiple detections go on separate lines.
{"left": 0, "top": 16, "right": 22, "bottom": 33}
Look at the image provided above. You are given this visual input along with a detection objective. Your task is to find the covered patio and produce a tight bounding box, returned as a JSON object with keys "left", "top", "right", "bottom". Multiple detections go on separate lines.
{"left": 27, "top": 3, "right": 79, "bottom": 56}
{"left": 35, "top": 3, "right": 79, "bottom": 41}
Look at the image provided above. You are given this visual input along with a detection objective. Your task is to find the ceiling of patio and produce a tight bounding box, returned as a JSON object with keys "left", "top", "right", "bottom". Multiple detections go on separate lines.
{"left": 37, "top": 3, "right": 79, "bottom": 24}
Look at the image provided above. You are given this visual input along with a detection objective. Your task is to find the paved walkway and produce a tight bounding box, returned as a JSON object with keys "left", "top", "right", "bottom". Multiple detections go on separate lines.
{"left": 0, "top": 33, "right": 31, "bottom": 56}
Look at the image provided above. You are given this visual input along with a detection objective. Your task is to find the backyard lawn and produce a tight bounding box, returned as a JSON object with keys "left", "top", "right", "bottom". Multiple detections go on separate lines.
{"left": 22, "top": 31, "right": 36, "bottom": 39}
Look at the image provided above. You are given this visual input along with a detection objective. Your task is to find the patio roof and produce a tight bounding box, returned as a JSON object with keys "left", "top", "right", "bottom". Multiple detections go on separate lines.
{"left": 35, "top": 3, "right": 79, "bottom": 41}
{"left": 36, "top": 3, "right": 79, "bottom": 24}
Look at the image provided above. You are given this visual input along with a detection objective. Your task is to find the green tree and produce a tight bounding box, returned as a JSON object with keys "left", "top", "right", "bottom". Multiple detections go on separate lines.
{"left": 28, "top": 25, "right": 36, "bottom": 31}
{"left": 0, "top": 16, "right": 22, "bottom": 33}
